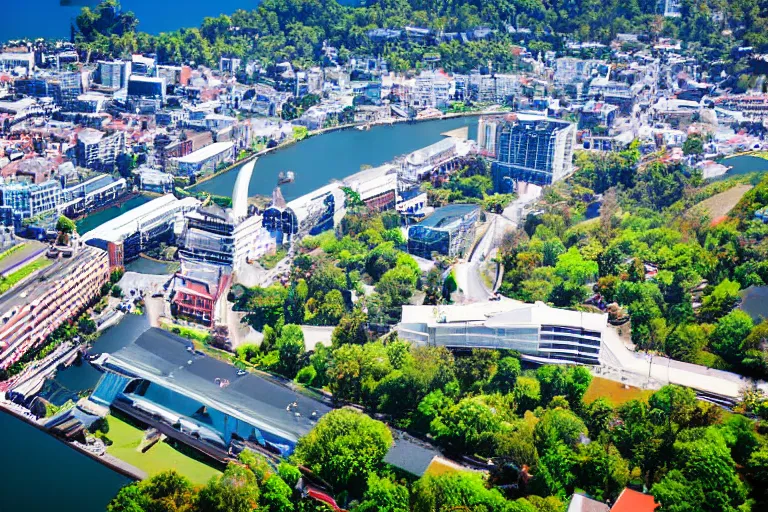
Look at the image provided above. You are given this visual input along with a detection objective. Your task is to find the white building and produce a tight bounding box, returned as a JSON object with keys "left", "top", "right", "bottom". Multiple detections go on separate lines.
{"left": 0, "top": 52, "right": 34, "bottom": 76}
{"left": 398, "top": 301, "right": 606, "bottom": 365}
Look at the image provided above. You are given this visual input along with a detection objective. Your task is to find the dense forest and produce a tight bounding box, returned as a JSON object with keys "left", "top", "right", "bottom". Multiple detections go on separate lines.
{"left": 71, "top": 0, "right": 768, "bottom": 73}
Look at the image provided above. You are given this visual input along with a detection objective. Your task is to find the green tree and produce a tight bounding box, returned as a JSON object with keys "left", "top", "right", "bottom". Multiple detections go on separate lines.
{"left": 275, "top": 324, "right": 305, "bottom": 378}
{"left": 356, "top": 474, "right": 410, "bottom": 512}
{"left": 711, "top": 310, "right": 754, "bottom": 364}
{"left": 56, "top": 215, "right": 76, "bottom": 234}
{"left": 294, "top": 409, "right": 393, "bottom": 495}
{"left": 698, "top": 279, "right": 741, "bottom": 322}
{"left": 331, "top": 308, "right": 369, "bottom": 346}
{"left": 488, "top": 356, "right": 521, "bottom": 394}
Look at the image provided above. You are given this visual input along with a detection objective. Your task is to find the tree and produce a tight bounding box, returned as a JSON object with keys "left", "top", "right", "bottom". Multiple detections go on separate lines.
{"left": 711, "top": 310, "right": 754, "bottom": 364}
{"left": 698, "top": 279, "right": 741, "bottom": 322}
{"left": 682, "top": 134, "right": 704, "bottom": 156}
{"left": 56, "top": 215, "right": 76, "bottom": 235}
{"left": 275, "top": 324, "right": 305, "bottom": 379}
{"left": 197, "top": 464, "right": 260, "bottom": 512}
{"left": 488, "top": 356, "right": 521, "bottom": 394}
{"left": 514, "top": 376, "right": 541, "bottom": 413}
{"left": 534, "top": 407, "right": 588, "bottom": 451}
{"left": 412, "top": 473, "right": 511, "bottom": 512}
{"left": 318, "top": 289, "right": 345, "bottom": 325}
{"left": 293, "top": 409, "right": 392, "bottom": 495}
{"left": 357, "top": 474, "right": 410, "bottom": 512}
{"left": 537, "top": 365, "right": 592, "bottom": 409}
{"left": 555, "top": 247, "right": 598, "bottom": 285}
{"left": 331, "top": 308, "right": 369, "bottom": 346}
{"left": 260, "top": 475, "right": 294, "bottom": 512}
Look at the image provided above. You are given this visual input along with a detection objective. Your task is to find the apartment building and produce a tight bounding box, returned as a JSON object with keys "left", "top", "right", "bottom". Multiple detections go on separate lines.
{"left": 75, "top": 129, "right": 126, "bottom": 172}
{"left": 0, "top": 180, "right": 61, "bottom": 225}
{"left": 0, "top": 247, "right": 110, "bottom": 370}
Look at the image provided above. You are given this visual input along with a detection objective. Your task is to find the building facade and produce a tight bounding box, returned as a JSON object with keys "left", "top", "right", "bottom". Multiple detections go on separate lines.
{"left": 173, "top": 142, "right": 234, "bottom": 177}
{"left": 398, "top": 301, "right": 606, "bottom": 365}
{"left": 0, "top": 247, "right": 110, "bottom": 370}
{"left": 407, "top": 204, "right": 479, "bottom": 259}
{"left": 488, "top": 114, "right": 576, "bottom": 190}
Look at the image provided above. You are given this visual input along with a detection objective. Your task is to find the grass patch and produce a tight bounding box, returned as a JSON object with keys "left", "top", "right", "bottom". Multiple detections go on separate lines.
{"left": 258, "top": 248, "right": 287, "bottom": 270}
{"left": 0, "top": 258, "right": 52, "bottom": 294}
{"left": 161, "top": 321, "right": 211, "bottom": 343}
{"left": 583, "top": 376, "right": 652, "bottom": 405}
{"left": 105, "top": 415, "right": 222, "bottom": 485}
{"left": 0, "top": 243, "right": 26, "bottom": 263}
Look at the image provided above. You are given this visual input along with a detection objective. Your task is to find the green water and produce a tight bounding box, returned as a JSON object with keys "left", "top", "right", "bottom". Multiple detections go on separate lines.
{"left": 76, "top": 195, "right": 154, "bottom": 235}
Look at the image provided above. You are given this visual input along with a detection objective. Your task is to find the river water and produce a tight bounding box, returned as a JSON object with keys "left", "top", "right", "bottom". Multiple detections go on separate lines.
{"left": 193, "top": 117, "right": 479, "bottom": 200}
{"left": 1, "top": 116, "right": 479, "bottom": 511}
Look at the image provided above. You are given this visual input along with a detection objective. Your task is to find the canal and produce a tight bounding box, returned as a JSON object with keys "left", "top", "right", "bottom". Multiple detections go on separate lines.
{"left": 76, "top": 195, "right": 153, "bottom": 235}
{"left": 192, "top": 116, "right": 479, "bottom": 200}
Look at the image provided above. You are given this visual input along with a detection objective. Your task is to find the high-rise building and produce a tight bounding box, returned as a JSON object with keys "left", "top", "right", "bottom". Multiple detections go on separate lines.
{"left": 0, "top": 180, "right": 61, "bottom": 226}
{"left": 487, "top": 114, "right": 576, "bottom": 190}
{"left": 98, "top": 60, "right": 130, "bottom": 89}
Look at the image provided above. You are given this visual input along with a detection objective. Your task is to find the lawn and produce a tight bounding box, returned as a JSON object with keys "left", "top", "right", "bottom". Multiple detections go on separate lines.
{"left": 258, "top": 248, "right": 287, "bottom": 270}
{"left": 0, "top": 243, "right": 26, "bottom": 263}
{"left": 161, "top": 321, "right": 211, "bottom": 343}
{"left": 0, "top": 258, "right": 52, "bottom": 294}
{"left": 583, "top": 376, "right": 652, "bottom": 405}
{"left": 105, "top": 415, "right": 222, "bottom": 485}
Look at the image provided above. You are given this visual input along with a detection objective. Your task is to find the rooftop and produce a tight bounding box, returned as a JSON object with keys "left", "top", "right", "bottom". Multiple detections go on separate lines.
{"left": 611, "top": 489, "right": 658, "bottom": 512}
{"left": 82, "top": 194, "right": 198, "bottom": 242}
{"left": 400, "top": 300, "right": 607, "bottom": 332}
{"left": 106, "top": 328, "right": 332, "bottom": 443}
{"left": 417, "top": 204, "right": 479, "bottom": 230}
{"left": 175, "top": 141, "right": 234, "bottom": 165}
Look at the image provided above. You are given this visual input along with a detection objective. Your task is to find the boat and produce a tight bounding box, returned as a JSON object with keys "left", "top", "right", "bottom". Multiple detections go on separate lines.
{"left": 278, "top": 171, "right": 295, "bottom": 184}
{"left": 356, "top": 123, "right": 371, "bottom": 131}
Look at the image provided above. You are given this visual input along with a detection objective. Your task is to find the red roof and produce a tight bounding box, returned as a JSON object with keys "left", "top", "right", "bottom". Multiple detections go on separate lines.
{"left": 611, "top": 489, "right": 658, "bottom": 512}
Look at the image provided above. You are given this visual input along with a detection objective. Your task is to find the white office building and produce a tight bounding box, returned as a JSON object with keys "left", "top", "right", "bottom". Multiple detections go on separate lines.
{"left": 398, "top": 301, "right": 606, "bottom": 365}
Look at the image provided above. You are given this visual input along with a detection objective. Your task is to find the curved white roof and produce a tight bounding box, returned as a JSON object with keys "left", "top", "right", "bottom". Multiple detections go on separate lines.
{"left": 232, "top": 158, "right": 256, "bottom": 221}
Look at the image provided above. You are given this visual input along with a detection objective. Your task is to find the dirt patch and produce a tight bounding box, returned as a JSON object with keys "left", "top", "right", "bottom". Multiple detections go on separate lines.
{"left": 692, "top": 184, "right": 753, "bottom": 221}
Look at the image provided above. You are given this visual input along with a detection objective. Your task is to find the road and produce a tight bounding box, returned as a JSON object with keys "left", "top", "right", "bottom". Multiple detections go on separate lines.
{"left": 598, "top": 324, "right": 767, "bottom": 399}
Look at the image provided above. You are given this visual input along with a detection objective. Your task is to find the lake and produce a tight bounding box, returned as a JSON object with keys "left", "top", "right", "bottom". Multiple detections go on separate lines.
{"left": 192, "top": 116, "right": 479, "bottom": 200}
{"left": 719, "top": 155, "right": 768, "bottom": 179}
{"left": 5, "top": 0, "right": 360, "bottom": 42}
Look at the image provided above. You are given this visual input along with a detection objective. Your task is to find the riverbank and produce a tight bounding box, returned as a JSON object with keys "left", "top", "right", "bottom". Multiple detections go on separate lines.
{"left": 186, "top": 109, "right": 495, "bottom": 193}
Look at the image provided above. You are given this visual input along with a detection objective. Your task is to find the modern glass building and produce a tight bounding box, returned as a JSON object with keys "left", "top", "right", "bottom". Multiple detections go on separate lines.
{"left": 487, "top": 114, "right": 576, "bottom": 191}
{"left": 407, "top": 204, "right": 479, "bottom": 259}
{"left": 398, "top": 301, "right": 606, "bottom": 365}
{"left": 263, "top": 183, "right": 344, "bottom": 244}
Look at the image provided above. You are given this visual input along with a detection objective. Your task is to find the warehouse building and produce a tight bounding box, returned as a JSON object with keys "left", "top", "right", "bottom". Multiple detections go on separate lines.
{"left": 82, "top": 194, "right": 199, "bottom": 268}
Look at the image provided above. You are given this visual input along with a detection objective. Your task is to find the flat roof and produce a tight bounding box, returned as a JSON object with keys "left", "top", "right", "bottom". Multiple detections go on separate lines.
{"left": 82, "top": 194, "right": 194, "bottom": 242}
{"left": 175, "top": 142, "right": 234, "bottom": 165}
{"left": 400, "top": 300, "right": 607, "bottom": 332}
{"left": 106, "top": 328, "right": 332, "bottom": 443}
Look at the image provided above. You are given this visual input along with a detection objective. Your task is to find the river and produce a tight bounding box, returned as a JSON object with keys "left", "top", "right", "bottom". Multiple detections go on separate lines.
{"left": 192, "top": 116, "right": 479, "bottom": 200}
{"left": 718, "top": 154, "right": 768, "bottom": 179}
{"left": 0, "top": 411, "right": 131, "bottom": 512}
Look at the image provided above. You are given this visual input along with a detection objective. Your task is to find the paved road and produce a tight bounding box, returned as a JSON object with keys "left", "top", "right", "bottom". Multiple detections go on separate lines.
{"left": 599, "top": 325, "right": 767, "bottom": 398}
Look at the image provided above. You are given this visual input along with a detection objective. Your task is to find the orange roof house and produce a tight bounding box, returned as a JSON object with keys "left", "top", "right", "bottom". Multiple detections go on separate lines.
{"left": 611, "top": 488, "right": 659, "bottom": 512}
